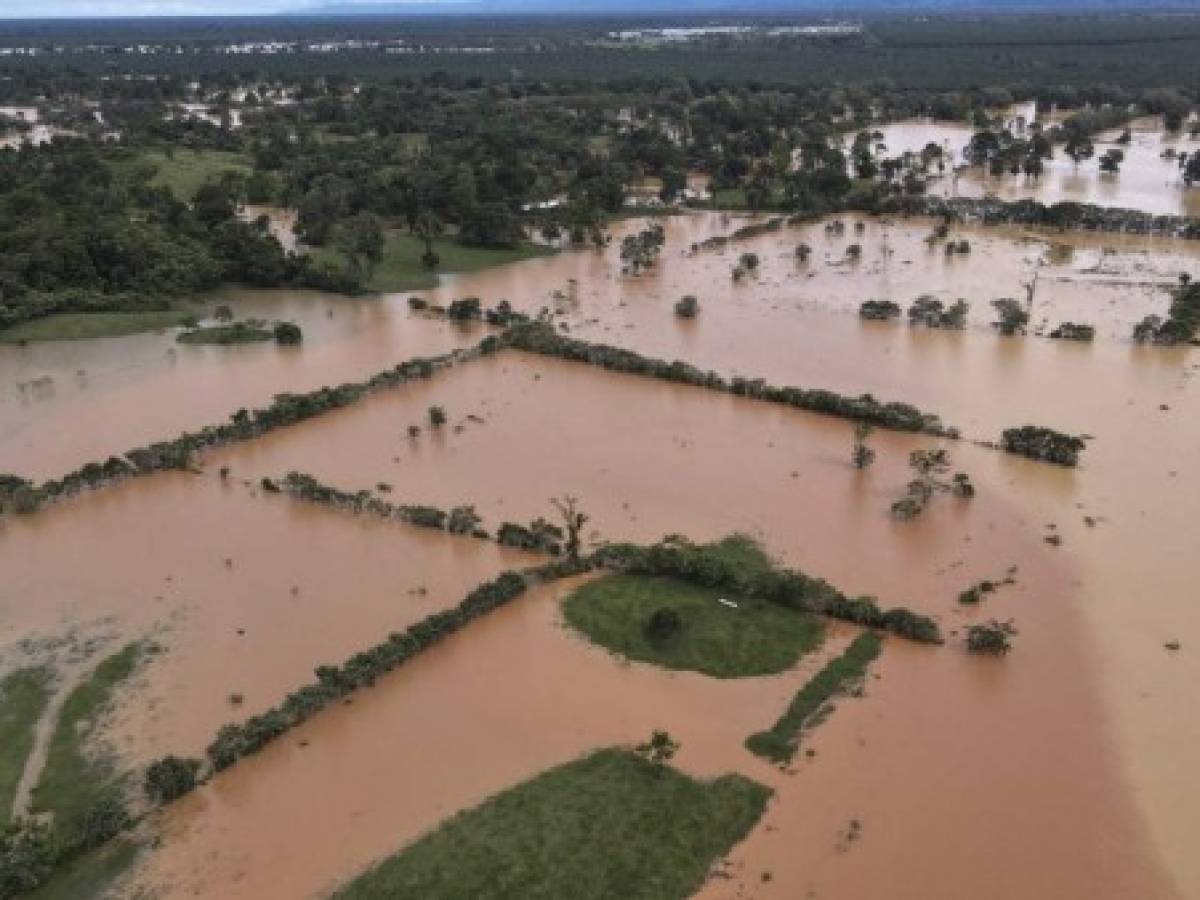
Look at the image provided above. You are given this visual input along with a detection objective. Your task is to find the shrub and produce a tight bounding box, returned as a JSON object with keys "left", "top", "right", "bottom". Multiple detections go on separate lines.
{"left": 859, "top": 300, "right": 901, "bottom": 321}
{"left": 966, "top": 620, "right": 1016, "bottom": 655}
{"left": 144, "top": 755, "right": 202, "bottom": 802}
{"left": 273, "top": 321, "right": 303, "bottom": 345}
{"left": 1000, "top": 426, "right": 1085, "bottom": 466}
{"left": 428, "top": 405, "right": 447, "bottom": 427}
{"left": 991, "top": 299, "right": 1029, "bottom": 335}
{"left": 674, "top": 295, "right": 699, "bottom": 318}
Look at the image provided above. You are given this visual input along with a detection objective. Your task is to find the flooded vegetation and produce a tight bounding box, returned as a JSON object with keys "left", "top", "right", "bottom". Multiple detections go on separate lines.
{"left": 3, "top": 9, "right": 1200, "bottom": 899}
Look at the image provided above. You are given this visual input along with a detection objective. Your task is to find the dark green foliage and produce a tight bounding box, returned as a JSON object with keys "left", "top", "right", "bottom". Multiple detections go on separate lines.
{"left": 273, "top": 321, "right": 303, "bottom": 345}
{"left": 1049, "top": 322, "right": 1095, "bottom": 342}
{"left": 674, "top": 295, "right": 699, "bottom": 319}
{"left": 908, "top": 296, "right": 969, "bottom": 329}
{"left": 144, "top": 756, "right": 201, "bottom": 803}
{"left": 991, "top": 298, "right": 1029, "bottom": 336}
{"left": 966, "top": 620, "right": 1016, "bottom": 655}
{"left": 859, "top": 300, "right": 901, "bottom": 321}
{"left": 446, "top": 297, "right": 482, "bottom": 321}
{"left": 0, "top": 820, "right": 57, "bottom": 898}
{"left": 497, "top": 518, "right": 563, "bottom": 556}
{"left": 1131, "top": 281, "right": 1200, "bottom": 345}
{"left": 503, "top": 321, "right": 955, "bottom": 437}
{"left": 1000, "top": 426, "right": 1086, "bottom": 467}
{"left": 745, "top": 631, "right": 883, "bottom": 764}
{"left": 428, "top": 405, "right": 447, "bottom": 427}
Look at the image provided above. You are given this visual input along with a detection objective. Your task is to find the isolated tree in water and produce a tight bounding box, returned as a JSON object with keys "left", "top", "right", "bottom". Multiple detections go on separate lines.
{"left": 550, "top": 495, "right": 589, "bottom": 560}
{"left": 851, "top": 422, "right": 876, "bottom": 469}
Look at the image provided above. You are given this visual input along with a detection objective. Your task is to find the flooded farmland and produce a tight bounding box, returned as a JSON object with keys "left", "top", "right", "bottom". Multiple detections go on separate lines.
{"left": 3, "top": 203, "right": 1199, "bottom": 898}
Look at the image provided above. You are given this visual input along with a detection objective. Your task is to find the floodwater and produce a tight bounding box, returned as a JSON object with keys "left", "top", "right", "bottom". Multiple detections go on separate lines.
{"left": 0, "top": 472, "right": 539, "bottom": 768}
{"left": 3, "top": 209, "right": 1199, "bottom": 898}
{"left": 0, "top": 292, "right": 480, "bottom": 480}
{"left": 132, "top": 350, "right": 1170, "bottom": 899}
{"left": 873, "top": 112, "right": 1200, "bottom": 217}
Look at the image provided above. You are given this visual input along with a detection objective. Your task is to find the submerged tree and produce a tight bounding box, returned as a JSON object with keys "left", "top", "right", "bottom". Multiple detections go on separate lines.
{"left": 851, "top": 422, "right": 876, "bottom": 469}
{"left": 550, "top": 494, "right": 589, "bottom": 561}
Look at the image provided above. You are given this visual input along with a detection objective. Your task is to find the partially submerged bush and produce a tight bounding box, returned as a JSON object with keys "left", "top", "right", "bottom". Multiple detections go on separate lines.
{"left": 674, "top": 295, "right": 699, "bottom": 318}
{"left": 859, "top": 300, "right": 901, "bottom": 321}
{"left": 1048, "top": 321, "right": 1095, "bottom": 341}
{"left": 908, "top": 296, "right": 968, "bottom": 329}
{"left": 991, "top": 299, "right": 1029, "bottom": 335}
{"left": 1000, "top": 426, "right": 1086, "bottom": 466}
{"left": 273, "top": 321, "right": 303, "bottom": 345}
{"left": 966, "top": 620, "right": 1016, "bottom": 655}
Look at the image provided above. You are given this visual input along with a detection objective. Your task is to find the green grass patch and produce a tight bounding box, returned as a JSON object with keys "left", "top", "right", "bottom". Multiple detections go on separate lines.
{"left": 141, "top": 148, "right": 253, "bottom": 201}
{"left": 0, "top": 309, "right": 195, "bottom": 343}
{"left": 312, "top": 230, "right": 556, "bottom": 294}
{"left": 745, "top": 631, "right": 883, "bottom": 764}
{"left": 0, "top": 667, "right": 53, "bottom": 827}
{"left": 563, "top": 572, "right": 824, "bottom": 678}
{"left": 29, "top": 643, "right": 145, "bottom": 840}
{"left": 24, "top": 838, "right": 138, "bottom": 900}
{"left": 334, "top": 748, "right": 770, "bottom": 900}
{"left": 176, "top": 322, "right": 273, "bottom": 345}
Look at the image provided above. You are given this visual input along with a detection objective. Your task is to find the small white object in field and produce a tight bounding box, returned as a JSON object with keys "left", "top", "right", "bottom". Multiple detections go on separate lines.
{"left": 717, "top": 598, "right": 739, "bottom": 609}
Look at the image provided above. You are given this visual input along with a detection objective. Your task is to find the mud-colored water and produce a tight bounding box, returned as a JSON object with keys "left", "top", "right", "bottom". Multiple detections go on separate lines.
{"left": 0, "top": 473, "right": 539, "bottom": 765}
{"left": 178, "top": 352, "right": 1168, "bottom": 899}
{"left": 3, "top": 209, "right": 1198, "bottom": 897}
{"left": 874, "top": 112, "right": 1200, "bottom": 217}
{"left": 0, "top": 295, "right": 480, "bottom": 480}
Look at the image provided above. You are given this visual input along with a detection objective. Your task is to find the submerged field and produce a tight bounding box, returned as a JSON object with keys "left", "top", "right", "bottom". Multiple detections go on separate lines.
{"left": 2, "top": 194, "right": 1199, "bottom": 900}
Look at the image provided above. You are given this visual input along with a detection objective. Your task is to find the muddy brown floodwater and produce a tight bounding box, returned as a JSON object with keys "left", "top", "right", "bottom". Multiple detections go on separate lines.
{"left": 0, "top": 472, "right": 541, "bottom": 766}
{"left": 2, "top": 208, "right": 1198, "bottom": 898}
{"left": 874, "top": 110, "right": 1200, "bottom": 217}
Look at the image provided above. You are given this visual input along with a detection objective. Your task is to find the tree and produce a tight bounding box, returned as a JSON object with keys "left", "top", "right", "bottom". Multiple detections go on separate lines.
{"left": 674, "top": 295, "right": 699, "bottom": 318}
{"left": 550, "top": 494, "right": 589, "bottom": 561}
{"left": 635, "top": 729, "right": 679, "bottom": 773}
{"left": 1063, "top": 134, "right": 1094, "bottom": 170}
{"left": 414, "top": 210, "right": 443, "bottom": 269}
{"left": 1099, "top": 149, "right": 1124, "bottom": 176}
{"left": 428, "top": 405, "right": 446, "bottom": 427}
{"left": 334, "top": 212, "right": 385, "bottom": 280}
{"left": 851, "top": 423, "right": 875, "bottom": 469}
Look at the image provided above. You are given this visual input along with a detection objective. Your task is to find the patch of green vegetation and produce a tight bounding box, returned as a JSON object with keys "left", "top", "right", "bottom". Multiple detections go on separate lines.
{"left": 0, "top": 309, "right": 194, "bottom": 343}
{"left": 24, "top": 837, "right": 138, "bottom": 900}
{"left": 176, "top": 321, "right": 273, "bottom": 345}
{"left": 563, "top": 573, "right": 824, "bottom": 678}
{"left": 745, "top": 631, "right": 883, "bottom": 764}
{"left": 0, "top": 667, "right": 53, "bottom": 827}
{"left": 334, "top": 748, "right": 770, "bottom": 900}
{"left": 29, "top": 643, "right": 144, "bottom": 841}
{"left": 141, "top": 148, "right": 252, "bottom": 201}
{"left": 312, "top": 230, "right": 555, "bottom": 294}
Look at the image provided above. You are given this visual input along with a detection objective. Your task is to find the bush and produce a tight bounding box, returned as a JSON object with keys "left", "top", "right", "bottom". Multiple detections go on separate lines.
{"left": 144, "top": 756, "right": 201, "bottom": 802}
{"left": 273, "top": 321, "right": 303, "bottom": 345}
{"left": 859, "top": 300, "right": 901, "bottom": 321}
{"left": 966, "top": 620, "right": 1015, "bottom": 655}
{"left": 644, "top": 608, "right": 683, "bottom": 645}
{"left": 428, "top": 405, "right": 447, "bottom": 427}
{"left": 674, "top": 295, "right": 699, "bottom": 318}
{"left": 1000, "top": 426, "right": 1086, "bottom": 466}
